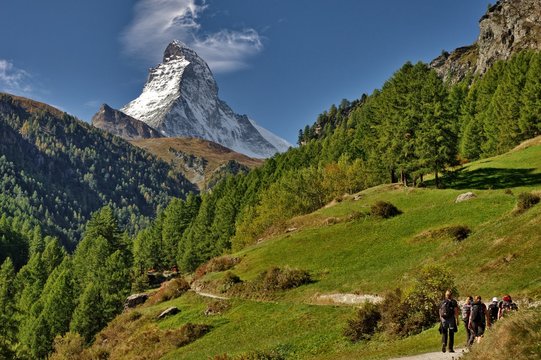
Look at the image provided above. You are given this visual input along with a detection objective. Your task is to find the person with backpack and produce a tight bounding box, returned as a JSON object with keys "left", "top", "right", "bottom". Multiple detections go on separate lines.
{"left": 461, "top": 296, "right": 473, "bottom": 344}
{"left": 439, "top": 289, "right": 459, "bottom": 353}
{"left": 498, "top": 294, "right": 518, "bottom": 319}
{"left": 468, "top": 295, "right": 490, "bottom": 346}
{"left": 488, "top": 297, "right": 499, "bottom": 325}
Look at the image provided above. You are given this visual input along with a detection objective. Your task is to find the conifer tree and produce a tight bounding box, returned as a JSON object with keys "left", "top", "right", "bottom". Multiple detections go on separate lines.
{"left": 520, "top": 53, "right": 541, "bottom": 138}
{"left": 0, "top": 258, "right": 17, "bottom": 358}
{"left": 70, "top": 282, "right": 104, "bottom": 343}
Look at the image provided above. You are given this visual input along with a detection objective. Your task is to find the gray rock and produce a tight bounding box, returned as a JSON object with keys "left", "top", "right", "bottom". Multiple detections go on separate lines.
{"left": 124, "top": 293, "right": 148, "bottom": 309}
{"left": 91, "top": 104, "right": 163, "bottom": 140}
{"left": 455, "top": 192, "right": 477, "bottom": 203}
{"left": 431, "top": 0, "right": 541, "bottom": 83}
{"left": 157, "top": 306, "right": 180, "bottom": 319}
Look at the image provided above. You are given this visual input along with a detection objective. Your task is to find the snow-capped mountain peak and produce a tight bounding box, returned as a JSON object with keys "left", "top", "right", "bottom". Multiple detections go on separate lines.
{"left": 121, "top": 41, "right": 291, "bottom": 158}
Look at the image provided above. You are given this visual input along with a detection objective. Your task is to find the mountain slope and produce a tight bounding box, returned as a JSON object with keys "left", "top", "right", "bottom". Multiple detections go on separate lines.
{"left": 130, "top": 137, "right": 263, "bottom": 189}
{"left": 81, "top": 141, "right": 541, "bottom": 360}
{"left": 121, "top": 41, "right": 291, "bottom": 158}
{"left": 91, "top": 104, "right": 163, "bottom": 140}
{"left": 0, "top": 92, "right": 196, "bottom": 245}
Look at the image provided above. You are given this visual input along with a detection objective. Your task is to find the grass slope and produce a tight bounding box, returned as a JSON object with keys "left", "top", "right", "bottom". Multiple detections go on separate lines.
{"left": 88, "top": 143, "right": 541, "bottom": 359}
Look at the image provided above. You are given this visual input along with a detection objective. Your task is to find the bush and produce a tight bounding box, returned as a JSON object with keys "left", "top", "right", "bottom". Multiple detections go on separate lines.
{"left": 516, "top": 192, "right": 540, "bottom": 213}
{"left": 370, "top": 201, "right": 401, "bottom": 219}
{"left": 256, "top": 266, "right": 312, "bottom": 291}
{"left": 194, "top": 256, "right": 241, "bottom": 280}
{"left": 462, "top": 309, "right": 541, "bottom": 360}
{"left": 379, "top": 265, "right": 457, "bottom": 337}
{"left": 127, "top": 311, "right": 142, "bottom": 322}
{"left": 220, "top": 271, "right": 242, "bottom": 293}
{"left": 446, "top": 225, "right": 471, "bottom": 242}
{"left": 50, "top": 333, "right": 86, "bottom": 360}
{"left": 204, "top": 300, "right": 231, "bottom": 316}
{"left": 148, "top": 277, "right": 191, "bottom": 304}
{"left": 415, "top": 225, "right": 471, "bottom": 242}
{"left": 174, "top": 323, "right": 212, "bottom": 348}
{"left": 344, "top": 302, "right": 382, "bottom": 342}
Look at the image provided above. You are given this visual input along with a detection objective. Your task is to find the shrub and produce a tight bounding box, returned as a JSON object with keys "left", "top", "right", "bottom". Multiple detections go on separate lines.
{"left": 220, "top": 271, "right": 243, "bottom": 293}
{"left": 379, "top": 265, "right": 457, "bottom": 337}
{"left": 204, "top": 300, "right": 231, "bottom": 316}
{"left": 516, "top": 192, "right": 540, "bottom": 213}
{"left": 370, "top": 201, "right": 401, "bottom": 219}
{"left": 446, "top": 225, "right": 471, "bottom": 242}
{"left": 415, "top": 225, "right": 471, "bottom": 242}
{"left": 174, "top": 323, "right": 212, "bottom": 348}
{"left": 50, "top": 333, "right": 86, "bottom": 360}
{"left": 127, "top": 311, "right": 142, "bottom": 322}
{"left": 257, "top": 267, "right": 312, "bottom": 291}
{"left": 194, "top": 256, "right": 241, "bottom": 280}
{"left": 344, "top": 302, "right": 382, "bottom": 342}
{"left": 148, "top": 277, "right": 191, "bottom": 305}
{"left": 462, "top": 309, "right": 541, "bottom": 360}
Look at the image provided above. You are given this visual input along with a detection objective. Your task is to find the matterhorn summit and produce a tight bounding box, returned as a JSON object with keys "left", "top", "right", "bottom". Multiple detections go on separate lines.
{"left": 120, "top": 41, "right": 290, "bottom": 158}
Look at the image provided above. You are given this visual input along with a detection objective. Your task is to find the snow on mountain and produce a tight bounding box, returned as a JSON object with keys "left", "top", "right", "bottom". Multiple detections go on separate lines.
{"left": 249, "top": 119, "right": 291, "bottom": 153}
{"left": 121, "top": 40, "right": 291, "bottom": 158}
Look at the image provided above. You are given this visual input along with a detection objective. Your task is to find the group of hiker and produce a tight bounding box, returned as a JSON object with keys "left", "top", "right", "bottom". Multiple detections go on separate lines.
{"left": 438, "top": 289, "right": 518, "bottom": 353}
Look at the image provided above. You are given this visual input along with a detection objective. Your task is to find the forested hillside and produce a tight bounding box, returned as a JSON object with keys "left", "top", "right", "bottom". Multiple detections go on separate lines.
{"left": 0, "top": 93, "right": 196, "bottom": 248}
{"left": 134, "top": 51, "right": 541, "bottom": 277}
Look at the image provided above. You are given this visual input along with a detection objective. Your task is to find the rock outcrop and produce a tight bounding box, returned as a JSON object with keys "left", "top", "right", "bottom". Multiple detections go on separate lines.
{"left": 92, "top": 104, "right": 163, "bottom": 140}
{"left": 124, "top": 293, "right": 149, "bottom": 309}
{"left": 157, "top": 306, "right": 180, "bottom": 319}
{"left": 431, "top": 0, "right": 541, "bottom": 83}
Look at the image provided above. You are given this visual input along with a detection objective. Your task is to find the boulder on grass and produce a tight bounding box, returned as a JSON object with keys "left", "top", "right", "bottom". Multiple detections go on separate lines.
{"left": 124, "top": 293, "right": 148, "bottom": 309}
{"left": 157, "top": 306, "right": 180, "bottom": 319}
{"left": 455, "top": 192, "right": 477, "bottom": 203}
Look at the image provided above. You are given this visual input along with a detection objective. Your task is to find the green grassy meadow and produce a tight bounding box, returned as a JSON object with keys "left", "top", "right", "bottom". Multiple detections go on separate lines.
{"left": 91, "top": 143, "right": 541, "bottom": 359}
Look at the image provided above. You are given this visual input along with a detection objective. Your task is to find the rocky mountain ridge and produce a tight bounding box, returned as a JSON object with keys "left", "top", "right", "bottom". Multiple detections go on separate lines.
{"left": 118, "top": 41, "right": 290, "bottom": 158}
{"left": 91, "top": 104, "right": 163, "bottom": 140}
{"left": 431, "top": 0, "right": 541, "bottom": 82}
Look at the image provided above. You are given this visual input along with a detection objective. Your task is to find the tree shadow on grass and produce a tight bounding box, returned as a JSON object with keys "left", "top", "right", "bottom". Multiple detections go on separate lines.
{"left": 434, "top": 168, "right": 541, "bottom": 190}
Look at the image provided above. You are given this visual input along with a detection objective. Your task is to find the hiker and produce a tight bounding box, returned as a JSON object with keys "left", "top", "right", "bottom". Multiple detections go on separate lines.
{"left": 461, "top": 296, "right": 474, "bottom": 344}
{"left": 468, "top": 295, "right": 490, "bottom": 346}
{"left": 498, "top": 294, "right": 518, "bottom": 319}
{"left": 488, "top": 297, "right": 499, "bottom": 325}
{"left": 439, "top": 289, "right": 459, "bottom": 353}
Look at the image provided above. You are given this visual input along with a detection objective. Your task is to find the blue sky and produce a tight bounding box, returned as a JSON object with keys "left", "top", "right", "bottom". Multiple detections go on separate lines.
{"left": 0, "top": 0, "right": 488, "bottom": 144}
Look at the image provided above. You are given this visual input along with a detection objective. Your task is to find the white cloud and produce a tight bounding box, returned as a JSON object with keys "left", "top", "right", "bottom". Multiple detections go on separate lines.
{"left": 0, "top": 59, "right": 33, "bottom": 95}
{"left": 121, "top": 0, "right": 263, "bottom": 73}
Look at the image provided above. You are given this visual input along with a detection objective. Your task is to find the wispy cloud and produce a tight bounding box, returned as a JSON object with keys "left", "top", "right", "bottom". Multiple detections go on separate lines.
{"left": 0, "top": 59, "right": 33, "bottom": 95}
{"left": 121, "top": 0, "right": 263, "bottom": 73}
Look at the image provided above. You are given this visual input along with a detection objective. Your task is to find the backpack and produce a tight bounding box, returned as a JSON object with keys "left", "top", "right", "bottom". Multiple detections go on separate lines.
{"left": 488, "top": 302, "right": 499, "bottom": 322}
{"left": 440, "top": 299, "right": 454, "bottom": 320}
{"left": 471, "top": 302, "right": 484, "bottom": 323}
{"left": 500, "top": 301, "right": 518, "bottom": 317}
{"left": 461, "top": 303, "right": 472, "bottom": 321}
